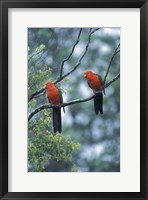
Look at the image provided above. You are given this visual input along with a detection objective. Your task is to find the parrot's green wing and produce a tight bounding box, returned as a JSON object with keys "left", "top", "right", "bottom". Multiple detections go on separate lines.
{"left": 48, "top": 99, "right": 51, "bottom": 103}
{"left": 57, "top": 87, "right": 65, "bottom": 113}
{"left": 87, "top": 82, "right": 91, "bottom": 88}
{"left": 96, "top": 74, "right": 105, "bottom": 94}
{"left": 95, "top": 74, "right": 104, "bottom": 85}
{"left": 57, "top": 88, "right": 63, "bottom": 103}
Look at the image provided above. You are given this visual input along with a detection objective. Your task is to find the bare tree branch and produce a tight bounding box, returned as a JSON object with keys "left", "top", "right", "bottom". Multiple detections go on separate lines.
{"left": 90, "top": 28, "right": 100, "bottom": 35}
{"left": 105, "top": 73, "right": 120, "bottom": 88}
{"left": 28, "top": 72, "right": 120, "bottom": 121}
{"left": 103, "top": 43, "right": 120, "bottom": 85}
{"left": 28, "top": 28, "right": 100, "bottom": 101}
{"left": 28, "top": 88, "right": 45, "bottom": 101}
{"left": 59, "top": 28, "right": 82, "bottom": 78}
{"left": 54, "top": 28, "right": 100, "bottom": 84}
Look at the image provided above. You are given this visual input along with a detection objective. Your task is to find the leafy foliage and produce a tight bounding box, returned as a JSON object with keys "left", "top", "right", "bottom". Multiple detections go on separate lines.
{"left": 28, "top": 110, "right": 80, "bottom": 172}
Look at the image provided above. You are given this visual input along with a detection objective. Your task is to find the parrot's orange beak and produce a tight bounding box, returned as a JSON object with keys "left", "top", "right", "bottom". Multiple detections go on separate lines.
{"left": 84, "top": 74, "right": 86, "bottom": 78}
{"left": 44, "top": 84, "right": 46, "bottom": 88}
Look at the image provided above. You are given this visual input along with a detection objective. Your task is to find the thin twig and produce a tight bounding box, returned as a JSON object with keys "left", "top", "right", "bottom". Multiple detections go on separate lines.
{"left": 59, "top": 28, "right": 82, "bottom": 78}
{"left": 28, "top": 88, "right": 45, "bottom": 101}
{"left": 105, "top": 73, "right": 120, "bottom": 88}
{"left": 103, "top": 43, "right": 120, "bottom": 85}
{"left": 28, "top": 72, "right": 120, "bottom": 121}
{"left": 90, "top": 28, "right": 100, "bottom": 35}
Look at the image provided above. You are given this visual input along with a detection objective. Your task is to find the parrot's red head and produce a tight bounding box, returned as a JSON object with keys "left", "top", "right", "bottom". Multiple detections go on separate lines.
{"left": 84, "top": 70, "right": 94, "bottom": 80}
{"left": 45, "top": 82, "right": 55, "bottom": 89}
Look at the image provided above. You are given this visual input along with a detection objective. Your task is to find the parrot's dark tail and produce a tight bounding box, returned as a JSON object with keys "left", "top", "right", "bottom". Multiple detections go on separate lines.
{"left": 53, "top": 108, "right": 61, "bottom": 133}
{"left": 94, "top": 93, "right": 103, "bottom": 115}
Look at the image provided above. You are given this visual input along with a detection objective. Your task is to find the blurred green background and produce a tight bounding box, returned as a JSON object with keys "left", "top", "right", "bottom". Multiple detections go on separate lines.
{"left": 28, "top": 28, "right": 120, "bottom": 172}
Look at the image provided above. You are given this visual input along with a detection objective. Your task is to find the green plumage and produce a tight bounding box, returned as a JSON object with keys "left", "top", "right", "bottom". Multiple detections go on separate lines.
{"left": 96, "top": 74, "right": 103, "bottom": 84}
{"left": 50, "top": 86, "right": 65, "bottom": 133}
{"left": 57, "top": 87, "right": 65, "bottom": 113}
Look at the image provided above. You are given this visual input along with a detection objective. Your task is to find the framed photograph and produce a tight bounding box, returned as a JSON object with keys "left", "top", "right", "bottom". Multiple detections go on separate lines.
{"left": 0, "top": 0, "right": 147, "bottom": 199}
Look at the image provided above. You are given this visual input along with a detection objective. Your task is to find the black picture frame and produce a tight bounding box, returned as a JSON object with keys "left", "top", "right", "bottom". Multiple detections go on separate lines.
{"left": 0, "top": 0, "right": 147, "bottom": 199}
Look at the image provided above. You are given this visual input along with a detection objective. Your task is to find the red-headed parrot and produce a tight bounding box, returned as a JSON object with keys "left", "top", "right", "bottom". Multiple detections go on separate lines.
{"left": 45, "top": 82, "right": 65, "bottom": 133}
{"left": 84, "top": 70, "right": 104, "bottom": 114}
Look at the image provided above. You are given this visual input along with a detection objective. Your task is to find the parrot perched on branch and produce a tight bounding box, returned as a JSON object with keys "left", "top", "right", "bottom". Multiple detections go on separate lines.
{"left": 45, "top": 82, "right": 65, "bottom": 133}
{"left": 84, "top": 70, "right": 104, "bottom": 115}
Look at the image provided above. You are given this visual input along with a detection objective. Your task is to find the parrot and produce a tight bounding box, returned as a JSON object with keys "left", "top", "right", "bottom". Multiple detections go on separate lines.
{"left": 84, "top": 70, "right": 104, "bottom": 115}
{"left": 45, "top": 82, "right": 65, "bottom": 133}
